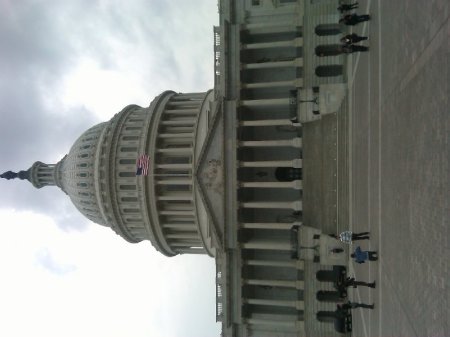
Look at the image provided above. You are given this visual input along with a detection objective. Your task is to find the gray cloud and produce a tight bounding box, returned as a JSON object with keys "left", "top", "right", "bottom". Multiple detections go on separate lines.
{"left": 0, "top": 0, "right": 217, "bottom": 227}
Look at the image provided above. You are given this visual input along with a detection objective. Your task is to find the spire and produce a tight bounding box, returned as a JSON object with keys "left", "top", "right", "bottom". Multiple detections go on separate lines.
{"left": 0, "top": 170, "right": 29, "bottom": 180}
{"left": 1, "top": 159, "right": 64, "bottom": 190}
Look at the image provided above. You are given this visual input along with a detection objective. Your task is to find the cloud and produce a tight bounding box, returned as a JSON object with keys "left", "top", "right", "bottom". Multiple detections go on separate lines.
{"left": 0, "top": 2, "right": 221, "bottom": 336}
{"left": 35, "top": 248, "right": 77, "bottom": 275}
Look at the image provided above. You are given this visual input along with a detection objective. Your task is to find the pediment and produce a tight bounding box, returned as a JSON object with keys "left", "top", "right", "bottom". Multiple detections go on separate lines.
{"left": 194, "top": 101, "right": 224, "bottom": 248}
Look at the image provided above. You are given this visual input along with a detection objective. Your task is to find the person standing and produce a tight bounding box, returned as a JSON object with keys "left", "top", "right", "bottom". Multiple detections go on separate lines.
{"left": 331, "top": 230, "right": 370, "bottom": 244}
{"left": 341, "top": 301, "right": 375, "bottom": 310}
{"left": 340, "top": 33, "right": 368, "bottom": 44}
{"left": 343, "top": 277, "right": 376, "bottom": 288}
{"left": 351, "top": 246, "right": 378, "bottom": 263}
{"left": 337, "top": 2, "right": 359, "bottom": 13}
{"left": 341, "top": 44, "right": 370, "bottom": 53}
{"left": 339, "top": 13, "right": 371, "bottom": 25}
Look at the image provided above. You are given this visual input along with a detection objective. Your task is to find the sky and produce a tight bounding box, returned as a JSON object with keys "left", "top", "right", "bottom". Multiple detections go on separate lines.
{"left": 0, "top": 1, "right": 220, "bottom": 336}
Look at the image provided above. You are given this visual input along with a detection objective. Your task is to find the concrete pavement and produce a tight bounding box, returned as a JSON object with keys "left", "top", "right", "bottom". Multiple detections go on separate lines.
{"left": 346, "top": 1, "right": 449, "bottom": 336}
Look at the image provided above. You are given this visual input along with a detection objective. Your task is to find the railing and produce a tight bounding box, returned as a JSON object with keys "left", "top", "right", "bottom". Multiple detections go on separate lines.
{"left": 214, "top": 26, "right": 221, "bottom": 95}
{"left": 216, "top": 269, "right": 223, "bottom": 321}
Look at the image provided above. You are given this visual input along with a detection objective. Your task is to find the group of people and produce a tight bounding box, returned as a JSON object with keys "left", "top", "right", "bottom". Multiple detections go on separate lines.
{"left": 331, "top": 230, "right": 378, "bottom": 310}
{"left": 332, "top": 230, "right": 379, "bottom": 263}
{"left": 338, "top": 2, "right": 370, "bottom": 54}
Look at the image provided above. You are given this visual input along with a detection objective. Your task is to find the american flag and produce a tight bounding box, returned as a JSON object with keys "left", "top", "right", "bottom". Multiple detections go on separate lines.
{"left": 136, "top": 154, "right": 150, "bottom": 176}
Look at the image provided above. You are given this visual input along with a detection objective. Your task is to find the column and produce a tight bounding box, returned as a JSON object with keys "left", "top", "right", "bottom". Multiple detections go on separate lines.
{"left": 240, "top": 181, "right": 302, "bottom": 189}
{"left": 242, "top": 240, "right": 292, "bottom": 251}
{"left": 177, "top": 248, "right": 207, "bottom": 254}
{"left": 156, "top": 147, "right": 193, "bottom": 154}
{"left": 242, "top": 79, "right": 303, "bottom": 89}
{"left": 244, "top": 278, "right": 304, "bottom": 289}
{"left": 171, "top": 241, "right": 202, "bottom": 247}
{"left": 157, "top": 193, "right": 193, "bottom": 201}
{"left": 158, "top": 133, "right": 195, "bottom": 138}
{"left": 159, "top": 210, "right": 195, "bottom": 216}
{"left": 156, "top": 164, "right": 192, "bottom": 170}
{"left": 166, "top": 233, "right": 199, "bottom": 240}
{"left": 244, "top": 259, "right": 304, "bottom": 269}
{"left": 241, "top": 201, "right": 302, "bottom": 211}
{"left": 241, "top": 38, "right": 303, "bottom": 50}
{"left": 239, "top": 137, "right": 302, "bottom": 148}
{"left": 241, "top": 97, "right": 290, "bottom": 107}
{"left": 156, "top": 179, "right": 192, "bottom": 185}
{"left": 242, "top": 58, "right": 303, "bottom": 70}
{"left": 239, "top": 159, "right": 302, "bottom": 167}
{"left": 244, "top": 298, "right": 304, "bottom": 310}
{"left": 164, "top": 109, "right": 198, "bottom": 115}
{"left": 240, "top": 119, "right": 294, "bottom": 127}
{"left": 167, "top": 100, "right": 200, "bottom": 107}
{"left": 241, "top": 222, "right": 301, "bottom": 230}
{"left": 160, "top": 120, "right": 196, "bottom": 126}
{"left": 162, "top": 223, "right": 197, "bottom": 230}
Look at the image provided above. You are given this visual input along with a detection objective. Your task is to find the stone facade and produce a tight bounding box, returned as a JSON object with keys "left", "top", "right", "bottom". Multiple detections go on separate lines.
{"left": 2, "top": 0, "right": 351, "bottom": 336}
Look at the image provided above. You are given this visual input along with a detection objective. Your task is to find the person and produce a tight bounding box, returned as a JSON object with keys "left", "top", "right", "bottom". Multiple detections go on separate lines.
{"left": 343, "top": 276, "right": 376, "bottom": 288}
{"left": 340, "top": 301, "right": 375, "bottom": 310}
{"left": 341, "top": 44, "right": 369, "bottom": 53}
{"left": 351, "top": 246, "right": 378, "bottom": 263}
{"left": 337, "top": 2, "right": 358, "bottom": 13}
{"left": 339, "top": 13, "right": 371, "bottom": 26}
{"left": 340, "top": 33, "right": 368, "bottom": 44}
{"left": 331, "top": 230, "right": 370, "bottom": 244}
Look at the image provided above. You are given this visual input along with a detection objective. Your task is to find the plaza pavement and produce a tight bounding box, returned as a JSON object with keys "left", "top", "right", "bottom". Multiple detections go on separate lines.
{"left": 346, "top": 0, "right": 449, "bottom": 336}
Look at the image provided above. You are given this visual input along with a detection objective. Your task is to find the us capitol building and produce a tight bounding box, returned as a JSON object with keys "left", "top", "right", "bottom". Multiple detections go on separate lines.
{"left": 2, "top": 1, "right": 354, "bottom": 336}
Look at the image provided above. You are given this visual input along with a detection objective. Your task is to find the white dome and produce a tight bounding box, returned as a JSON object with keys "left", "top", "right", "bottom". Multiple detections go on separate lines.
{"left": 6, "top": 91, "right": 216, "bottom": 256}
{"left": 60, "top": 122, "right": 108, "bottom": 226}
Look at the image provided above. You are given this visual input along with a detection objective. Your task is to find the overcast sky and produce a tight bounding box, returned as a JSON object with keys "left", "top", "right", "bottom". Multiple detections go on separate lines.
{"left": 0, "top": 1, "right": 220, "bottom": 336}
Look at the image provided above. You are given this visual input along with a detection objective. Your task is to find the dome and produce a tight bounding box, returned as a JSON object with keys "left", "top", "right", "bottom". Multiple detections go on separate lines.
{"left": 59, "top": 122, "right": 109, "bottom": 226}
{"left": 3, "top": 90, "right": 217, "bottom": 256}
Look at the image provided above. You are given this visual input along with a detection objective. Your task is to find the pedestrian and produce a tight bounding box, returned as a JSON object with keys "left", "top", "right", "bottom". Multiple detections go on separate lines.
{"left": 331, "top": 230, "right": 370, "bottom": 244}
{"left": 341, "top": 44, "right": 369, "bottom": 53}
{"left": 337, "top": 2, "right": 358, "bottom": 13}
{"left": 343, "top": 277, "right": 376, "bottom": 288}
{"left": 351, "top": 246, "right": 378, "bottom": 263}
{"left": 340, "top": 33, "right": 368, "bottom": 44}
{"left": 340, "top": 301, "right": 375, "bottom": 310}
{"left": 339, "top": 13, "right": 371, "bottom": 26}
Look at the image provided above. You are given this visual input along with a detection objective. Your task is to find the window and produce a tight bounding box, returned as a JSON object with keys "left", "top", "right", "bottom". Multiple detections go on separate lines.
{"left": 121, "top": 147, "right": 138, "bottom": 152}
{"left": 120, "top": 185, "right": 136, "bottom": 191}
{"left": 122, "top": 136, "right": 139, "bottom": 141}
{"left": 120, "top": 159, "right": 135, "bottom": 165}
{"left": 122, "top": 197, "right": 138, "bottom": 202}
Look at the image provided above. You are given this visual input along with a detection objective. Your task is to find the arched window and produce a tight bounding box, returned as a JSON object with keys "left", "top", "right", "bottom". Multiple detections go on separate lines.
{"left": 315, "top": 24, "right": 341, "bottom": 36}
{"left": 315, "top": 65, "right": 343, "bottom": 77}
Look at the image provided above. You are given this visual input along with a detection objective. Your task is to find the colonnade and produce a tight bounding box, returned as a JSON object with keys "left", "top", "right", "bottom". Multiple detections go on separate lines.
{"left": 153, "top": 92, "right": 208, "bottom": 254}
{"left": 235, "top": 16, "right": 306, "bottom": 335}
